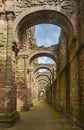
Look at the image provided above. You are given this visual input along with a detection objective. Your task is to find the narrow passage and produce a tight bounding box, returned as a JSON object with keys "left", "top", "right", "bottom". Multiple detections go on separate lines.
{"left": 0, "top": 101, "right": 82, "bottom": 130}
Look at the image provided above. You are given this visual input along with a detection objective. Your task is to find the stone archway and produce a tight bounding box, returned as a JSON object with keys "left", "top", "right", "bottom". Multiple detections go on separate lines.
{"left": 36, "top": 79, "right": 49, "bottom": 84}
{"left": 37, "top": 82, "right": 47, "bottom": 86}
{"left": 14, "top": 6, "right": 75, "bottom": 45}
{"left": 0, "top": 0, "right": 83, "bottom": 128}
{"left": 35, "top": 73, "right": 52, "bottom": 85}
{"left": 38, "top": 90, "right": 46, "bottom": 100}
{"left": 37, "top": 80, "right": 48, "bottom": 85}
{"left": 14, "top": 7, "right": 74, "bottom": 116}
{"left": 33, "top": 64, "right": 55, "bottom": 75}
{"left": 28, "top": 51, "right": 57, "bottom": 66}
{"left": 36, "top": 74, "right": 51, "bottom": 81}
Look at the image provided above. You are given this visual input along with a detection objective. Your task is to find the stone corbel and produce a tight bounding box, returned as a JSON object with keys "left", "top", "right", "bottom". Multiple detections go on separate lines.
{"left": 4, "top": 0, "right": 15, "bottom": 13}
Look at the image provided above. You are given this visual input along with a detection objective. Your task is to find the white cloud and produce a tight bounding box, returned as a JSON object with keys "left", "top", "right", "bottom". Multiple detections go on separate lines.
{"left": 38, "top": 57, "right": 55, "bottom": 64}
{"left": 35, "top": 24, "right": 61, "bottom": 47}
{"left": 39, "top": 69, "right": 47, "bottom": 72}
{"left": 35, "top": 24, "right": 60, "bottom": 64}
{"left": 38, "top": 57, "right": 47, "bottom": 63}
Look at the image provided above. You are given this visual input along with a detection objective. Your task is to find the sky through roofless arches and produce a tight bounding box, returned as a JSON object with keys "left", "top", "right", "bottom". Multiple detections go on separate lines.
{"left": 38, "top": 57, "right": 55, "bottom": 64}
{"left": 35, "top": 24, "right": 61, "bottom": 47}
{"left": 35, "top": 24, "right": 61, "bottom": 64}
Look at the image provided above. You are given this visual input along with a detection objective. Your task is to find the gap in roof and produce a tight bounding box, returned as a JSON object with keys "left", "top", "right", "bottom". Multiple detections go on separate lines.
{"left": 39, "top": 69, "right": 47, "bottom": 72}
{"left": 38, "top": 57, "right": 55, "bottom": 64}
{"left": 35, "top": 24, "right": 61, "bottom": 47}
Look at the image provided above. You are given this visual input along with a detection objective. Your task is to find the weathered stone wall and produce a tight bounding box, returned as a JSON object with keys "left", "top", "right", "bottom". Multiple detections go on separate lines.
{"left": 78, "top": 47, "right": 84, "bottom": 125}
{"left": 15, "top": 0, "right": 77, "bottom": 30}
{"left": 59, "top": 70, "right": 67, "bottom": 112}
{"left": 77, "top": 1, "right": 84, "bottom": 125}
{"left": 51, "top": 80, "right": 56, "bottom": 108}
{"left": 0, "top": 13, "right": 7, "bottom": 112}
{"left": 16, "top": 55, "right": 28, "bottom": 109}
{"left": 59, "top": 30, "right": 68, "bottom": 72}
{"left": 46, "top": 1, "right": 84, "bottom": 127}
{"left": 0, "top": 12, "right": 17, "bottom": 113}
{"left": 69, "top": 56, "right": 79, "bottom": 117}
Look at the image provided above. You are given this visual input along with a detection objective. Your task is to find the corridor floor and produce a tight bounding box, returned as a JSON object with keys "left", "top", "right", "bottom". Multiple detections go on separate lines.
{"left": 0, "top": 100, "right": 82, "bottom": 130}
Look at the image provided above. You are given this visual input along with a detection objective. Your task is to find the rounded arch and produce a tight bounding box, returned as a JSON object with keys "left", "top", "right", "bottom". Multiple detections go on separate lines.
{"left": 33, "top": 66, "right": 53, "bottom": 75}
{"left": 37, "top": 80, "right": 48, "bottom": 85}
{"left": 37, "top": 82, "right": 47, "bottom": 86}
{"left": 38, "top": 89, "right": 45, "bottom": 100}
{"left": 35, "top": 74, "right": 51, "bottom": 81}
{"left": 38, "top": 90, "right": 45, "bottom": 94}
{"left": 28, "top": 51, "right": 57, "bottom": 65}
{"left": 14, "top": 7, "right": 74, "bottom": 43}
{"left": 36, "top": 79, "right": 49, "bottom": 84}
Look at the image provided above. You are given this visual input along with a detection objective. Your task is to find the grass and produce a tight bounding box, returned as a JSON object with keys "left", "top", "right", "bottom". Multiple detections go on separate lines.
{"left": 62, "top": 128, "right": 74, "bottom": 130}
{"left": 46, "top": 103, "right": 62, "bottom": 119}
{"left": 46, "top": 104, "right": 80, "bottom": 130}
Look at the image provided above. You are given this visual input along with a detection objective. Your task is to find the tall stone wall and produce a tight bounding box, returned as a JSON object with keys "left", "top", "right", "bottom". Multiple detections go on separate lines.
{"left": 46, "top": 1, "right": 84, "bottom": 127}
{"left": 0, "top": 13, "right": 7, "bottom": 113}
{"left": 77, "top": 0, "right": 84, "bottom": 126}
{"left": 78, "top": 47, "right": 84, "bottom": 125}
{"left": 59, "top": 70, "right": 67, "bottom": 112}
{"left": 69, "top": 56, "right": 79, "bottom": 117}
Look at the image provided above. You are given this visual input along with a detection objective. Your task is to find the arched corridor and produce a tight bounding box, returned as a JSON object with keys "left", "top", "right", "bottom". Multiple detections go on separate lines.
{"left": 0, "top": 0, "right": 84, "bottom": 129}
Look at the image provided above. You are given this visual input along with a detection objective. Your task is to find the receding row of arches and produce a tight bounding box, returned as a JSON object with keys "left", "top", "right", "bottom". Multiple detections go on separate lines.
{"left": 13, "top": 6, "right": 77, "bottom": 124}
{"left": 0, "top": 1, "right": 83, "bottom": 128}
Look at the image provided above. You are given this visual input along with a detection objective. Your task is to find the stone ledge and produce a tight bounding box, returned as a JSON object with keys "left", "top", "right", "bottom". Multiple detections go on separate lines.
{"left": 0, "top": 111, "right": 20, "bottom": 127}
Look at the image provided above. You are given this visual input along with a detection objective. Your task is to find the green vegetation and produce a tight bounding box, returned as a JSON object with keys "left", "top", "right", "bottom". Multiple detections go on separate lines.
{"left": 61, "top": 128, "right": 74, "bottom": 130}
{"left": 0, "top": 111, "right": 19, "bottom": 122}
{"left": 78, "top": 112, "right": 84, "bottom": 123}
{"left": 46, "top": 103, "right": 62, "bottom": 119}
{"left": 20, "top": 104, "right": 30, "bottom": 112}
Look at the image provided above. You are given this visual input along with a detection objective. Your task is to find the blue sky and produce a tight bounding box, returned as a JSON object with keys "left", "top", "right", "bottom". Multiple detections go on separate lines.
{"left": 35, "top": 24, "right": 61, "bottom": 64}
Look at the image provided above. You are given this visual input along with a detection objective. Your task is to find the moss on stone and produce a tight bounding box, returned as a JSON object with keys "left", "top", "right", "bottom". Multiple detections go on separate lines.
{"left": 78, "top": 112, "right": 84, "bottom": 123}
{"left": 62, "top": 128, "right": 74, "bottom": 130}
{"left": 29, "top": 103, "right": 33, "bottom": 107}
{"left": 0, "top": 111, "right": 20, "bottom": 122}
{"left": 20, "top": 104, "right": 30, "bottom": 112}
{"left": 46, "top": 103, "right": 62, "bottom": 119}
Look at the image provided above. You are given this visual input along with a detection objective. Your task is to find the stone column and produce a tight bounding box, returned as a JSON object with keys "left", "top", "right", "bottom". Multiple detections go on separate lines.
{"left": 6, "top": 12, "right": 15, "bottom": 112}
{"left": 20, "top": 56, "right": 29, "bottom": 111}
{"left": 24, "top": 56, "right": 28, "bottom": 105}
{"left": 56, "top": 67, "right": 60, "bottom": 108}
{"left": 52, "top": 68, "right": 54, "bottom": 81}
{"left": 50, "top": 75, "right": 52, "bottom": 85}
{"left": 0, "top": 12, "right": 19, "bottom": 127}
{"left": 0, "top": 12, "right": 7, "bottom": 113}
{"left": 27, "top": 68, "right": 33, "bottom": 107}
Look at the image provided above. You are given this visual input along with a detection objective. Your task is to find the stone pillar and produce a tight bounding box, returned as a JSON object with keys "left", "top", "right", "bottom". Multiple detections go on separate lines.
{"left": 24, "top": 56, "right": 28, "bottom": 105}
{"left": 0, "top": 12, "right": 7, "bottom": 114}
{"left": 50, "top": 75, "right": 51, "bottom": 85}
{"left": 0, "top": 12, "right": 19, "bottom": 127}
{"left": 6, "top": 13, "right": 15, "bottom": 112}
{"left": 52, "top": 68, "right": 54, "bottom": 81}
{"left": 20, "top": 56, "right": 30, "bottom": 111}
{"left": 56, "top": 67, "right": 60, "bottom": 108}
{"left": 27, "top": 68, "right": 33, "bottom": 107}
